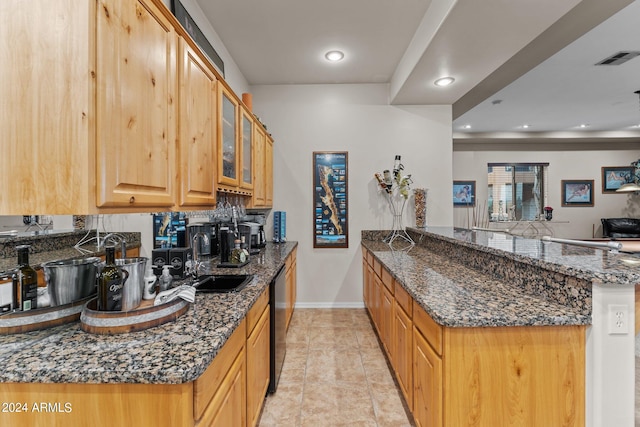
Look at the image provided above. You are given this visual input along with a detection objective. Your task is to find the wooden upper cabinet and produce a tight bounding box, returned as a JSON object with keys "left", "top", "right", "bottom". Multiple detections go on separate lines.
{"left": 0, "top": 0, "right": 94, "bottom": 214}
{"left": 95, "top": 0, "right": 176, "bottom": 209}
{"left": 240, "top": 108, "right": 254, "bottom": 190}
{"left": 217, "top": 85, "right": 240, "bottom": 187}
{"left": 265, "top": 135, "right": 274, "bottom": 206}
{"left": 252, "top": 126, "right": 266, "bottom": 207}
{"left": 177, "top": 37, "right": 217, "bottom": 207}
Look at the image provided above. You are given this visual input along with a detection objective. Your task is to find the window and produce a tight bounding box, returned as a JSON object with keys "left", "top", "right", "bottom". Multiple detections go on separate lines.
{"left": 488, "top": 163, "right": 548, "bottom": 221}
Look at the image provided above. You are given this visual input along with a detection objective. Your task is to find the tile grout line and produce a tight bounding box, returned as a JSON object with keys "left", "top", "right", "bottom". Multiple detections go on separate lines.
{"left": 357, "top": 317, "right": 382, "bottom": 427}
{"left": 298, "top": 327, "right": 309, "bottom": 427}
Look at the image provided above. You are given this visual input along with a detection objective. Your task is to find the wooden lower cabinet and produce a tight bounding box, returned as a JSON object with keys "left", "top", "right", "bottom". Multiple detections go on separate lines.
{"left": 393, "top": 295, "right": 413, "bottom": 410}
{"left": 0, "top": 382, "right": 193, "bottom": 427}
{"left": 194, "top": 319, "right": 246, "bottom": 426}
{"left": 198, "top": 346, "right": 246, "bottom": 427}
{"left": 0, "top": 290, "right": 275, "bottom": 427}
{"left": 443, "top": 324, "right": 585, "bottom": 426}
{"left": 246, "top": 290, "right": 270, "bottom": 427}
{"left": 362, "top": 249, "right": 586, "bottom": 427}
{"left": 380, "top": 284, "right": 394, "bottom": 358}
{"left": 362, "top": 251, "right": 370, "bottom": 310}
{"left": 285, "top": 248, "right": 297, "bottom": 330}
{"left": 413, "top": 323, "right": 442, "bottom": 427}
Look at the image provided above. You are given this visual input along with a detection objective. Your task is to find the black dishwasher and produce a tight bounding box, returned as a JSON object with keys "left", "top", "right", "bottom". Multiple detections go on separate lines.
{"left": 268, "top": 265, "right": 286, "bottom": 393}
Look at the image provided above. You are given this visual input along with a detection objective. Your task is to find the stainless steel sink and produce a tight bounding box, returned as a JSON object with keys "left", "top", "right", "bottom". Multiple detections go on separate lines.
{"left": 193, "top": 274, "right": 253, "bottom": 293}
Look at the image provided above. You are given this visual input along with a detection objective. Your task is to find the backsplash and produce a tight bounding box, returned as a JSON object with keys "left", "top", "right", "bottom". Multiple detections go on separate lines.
{"left": 0, "top": 230, "right": 141, "bottom": 272}
{"left": 405, "top": 227, "right": 592, "bottom": 314}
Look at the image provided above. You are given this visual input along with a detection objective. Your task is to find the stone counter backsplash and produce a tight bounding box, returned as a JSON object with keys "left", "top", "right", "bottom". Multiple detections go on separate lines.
{"left": 0, "top": 230, "right": 141, "bottom": 273}
{"left": 406, "top": 228, "right": 592, "bottom": 314}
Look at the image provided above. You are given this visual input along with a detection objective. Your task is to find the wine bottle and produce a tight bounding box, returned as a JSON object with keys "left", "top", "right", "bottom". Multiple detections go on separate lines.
{"left": 98, "top": 246, "right": 125, "bottom": 311}
{"left": 14, "top": 245, "right": 37, "bottom": 311}
{"left": 393, "top": 155, "right": 403, "bottom": 181}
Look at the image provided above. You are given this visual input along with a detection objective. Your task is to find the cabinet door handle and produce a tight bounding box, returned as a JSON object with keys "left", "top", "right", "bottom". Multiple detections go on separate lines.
{"left": 129, "top": 196, "right": 135, "bottom": 204}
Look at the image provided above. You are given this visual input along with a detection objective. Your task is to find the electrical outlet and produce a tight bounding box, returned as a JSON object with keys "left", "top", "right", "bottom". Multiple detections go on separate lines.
{"left": 607, "top": 304, "right": 629, "bottom": 335}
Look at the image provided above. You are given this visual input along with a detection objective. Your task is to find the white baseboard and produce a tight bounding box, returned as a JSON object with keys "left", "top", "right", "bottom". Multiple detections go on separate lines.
{"left": 294, "top": 302, "right": 365, "bottom": 309}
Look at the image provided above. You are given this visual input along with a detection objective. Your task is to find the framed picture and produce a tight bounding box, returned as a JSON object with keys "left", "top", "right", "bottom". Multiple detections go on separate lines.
{"left": 601, "top": 166, "right": 633, "bottom": 193}
{"left": 453, "top": 180, "right": 476, "bottom": 206}
{"left": 561, "top": 180, "right": 594, "bottom": 206}
{"left": 313, "top": 152, "right": 348, "bottom": 248}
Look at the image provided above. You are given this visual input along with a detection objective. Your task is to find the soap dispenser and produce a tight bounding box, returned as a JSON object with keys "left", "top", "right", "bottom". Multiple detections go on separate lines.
{"left": 158, "top": 265, "right": 173, "bottom": 292}
{"left": 143, "top": 267, "right": 157, "bottom": 300}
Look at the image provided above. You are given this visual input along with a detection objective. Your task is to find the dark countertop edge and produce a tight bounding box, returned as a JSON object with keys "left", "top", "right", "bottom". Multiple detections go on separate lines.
{"left": 0, "top": 241, "right": 298, "bottom": 385}
{"left": 361, "top": 239, "right": 591, "bottom": 328}
{"left": 407, "top": 226, "right": 640, "bottom": 286}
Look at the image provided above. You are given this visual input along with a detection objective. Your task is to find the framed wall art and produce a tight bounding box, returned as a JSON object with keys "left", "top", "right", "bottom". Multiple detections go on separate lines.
{"left": 453, "top": 180, "right": 476, "bottom": 207}
{"left": 561, "top": 179, "right": 594, "bottom": 207}
{"left": 601, "top": 166, "right": 633, "bottom": 193}
{"left": 313, "top": 152, "right": 348, "bottom": 248}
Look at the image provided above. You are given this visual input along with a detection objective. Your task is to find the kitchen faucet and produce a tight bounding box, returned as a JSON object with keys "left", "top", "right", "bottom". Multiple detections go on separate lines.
{"left": 190, "top": 231, "right": 208, "bottom": 279}
{"left": 102, "top": 233, "right": 127, "bottom": 258}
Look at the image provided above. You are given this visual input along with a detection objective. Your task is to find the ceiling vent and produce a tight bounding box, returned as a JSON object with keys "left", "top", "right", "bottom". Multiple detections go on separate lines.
{"left": 595, "top": 51, "right": 640, "bottom": 66}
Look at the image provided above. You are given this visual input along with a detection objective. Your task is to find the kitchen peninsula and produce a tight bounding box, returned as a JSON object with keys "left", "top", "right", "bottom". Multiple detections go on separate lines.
{"left": 0, "top": 241, "right": 297, "bottom": 427}
{"left": 362, "top": 227, "right": 638, "bottom": 427}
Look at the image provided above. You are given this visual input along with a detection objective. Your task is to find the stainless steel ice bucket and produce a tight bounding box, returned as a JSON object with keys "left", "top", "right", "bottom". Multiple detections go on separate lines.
{"left": 115, "top": 257, "right": 148, "bottom": 311}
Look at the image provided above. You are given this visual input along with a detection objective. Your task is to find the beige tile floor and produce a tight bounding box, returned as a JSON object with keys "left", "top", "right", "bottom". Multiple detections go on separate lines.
{"left": 258, "top": 308, "right": 414, "bottom": 427}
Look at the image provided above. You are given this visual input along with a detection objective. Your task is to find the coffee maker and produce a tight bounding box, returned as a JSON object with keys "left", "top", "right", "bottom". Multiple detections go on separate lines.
{"left": 241, "top": 222, "right": 266, "bottom": 251}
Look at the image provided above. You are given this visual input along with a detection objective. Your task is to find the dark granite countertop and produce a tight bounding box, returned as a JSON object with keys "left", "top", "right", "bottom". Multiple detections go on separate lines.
{"left": 0, "top": 241, "right": 297, "bottom": 385}
{"left": 361, "top": 227, "right": 608, "bottom": 328}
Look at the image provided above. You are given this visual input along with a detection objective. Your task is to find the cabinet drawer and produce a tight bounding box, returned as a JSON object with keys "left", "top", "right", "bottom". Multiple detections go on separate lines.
{"left": 381, "top": 268, "right": 394, "bottom": 294}
{"left": 412, "top": 300, "right": 442, "bottom": 356}
{"left": 247, "top": 287, "right": 269, "bottom": 337}
{"left": 366, "top": 250, "right": 373, "bottom": 266}
{"left": 373, "top": 258, "right": 382, "bottom": 278}
{"left": 194, "top": 319, "right": 246, "bottom": 422}
{"left": 394, "top": 282, "right": 412, "bottom": 317}
{"left": 286, "top": 248, "right": 296, "bottom": 270}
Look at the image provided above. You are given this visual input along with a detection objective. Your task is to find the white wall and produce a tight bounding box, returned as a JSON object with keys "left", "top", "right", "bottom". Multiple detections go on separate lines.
{"left": 160, "top": 0, "right": 249, "bottom": 95}
{"left": 251, "top": 84, "right": 452, "bottom": 307}
{"left": 453, "top": 148, "right": 640, "bottom": 239}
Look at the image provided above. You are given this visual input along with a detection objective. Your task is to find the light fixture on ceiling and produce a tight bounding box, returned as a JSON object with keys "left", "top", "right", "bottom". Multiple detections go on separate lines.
{"left": 462, "top": 124, "right": 472, "bottom": 129}
{"left": 434, "top": 77, "right": 455, "bottom": 87}
{"left": 578, "top": 123, "right": 590, "bottom": 128}
{"left": 325, "top": 50, "right": 344, "bottom": 62}
{"left": 522, "top": 124, "right": 531, "bottom": 129}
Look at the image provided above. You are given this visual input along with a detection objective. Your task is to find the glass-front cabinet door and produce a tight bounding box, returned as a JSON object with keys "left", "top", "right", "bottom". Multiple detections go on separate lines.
{"left": 240, "top": 107, "right": 253, "bottom": 190}
{"left": 217, "top": 85, "right": 239, "bottom": 187}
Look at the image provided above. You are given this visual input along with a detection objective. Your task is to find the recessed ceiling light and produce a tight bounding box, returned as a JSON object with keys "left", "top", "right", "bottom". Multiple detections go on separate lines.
{"left": 325, "top": 50, "right": 344, "bottom": 62}
{"left": 579, "top": 123, "right": 590, "bottom": 128}
{"left": 462, "top": 124, "right": 472, "bottom": 129}
{"left": 434, "top": 77, "right": 455, "bottom": 87}
{"left": 522, "top": 124, "right": 531, "bottom": 129}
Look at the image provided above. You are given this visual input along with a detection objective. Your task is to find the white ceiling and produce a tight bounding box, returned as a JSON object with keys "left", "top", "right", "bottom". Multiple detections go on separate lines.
{"left": 196, "top": 0, "right": 640, "bottom": 138}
